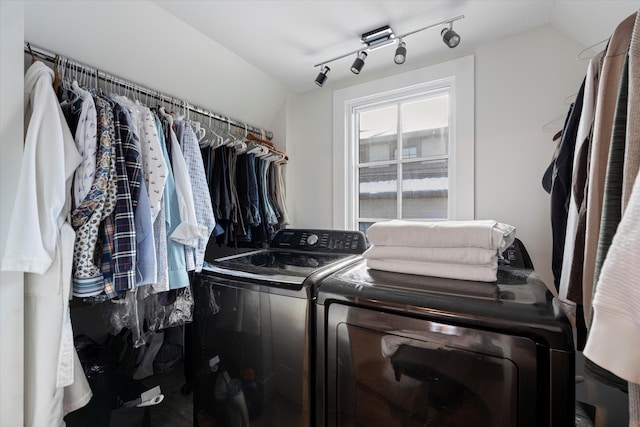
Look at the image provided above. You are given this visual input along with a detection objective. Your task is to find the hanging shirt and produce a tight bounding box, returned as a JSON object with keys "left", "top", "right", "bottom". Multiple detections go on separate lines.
{"left": 164, "top": 118, "right": 208, "bottom": 247}
{"left": 1, "top": 61, "right": 92, "bottom": 427}
{"left": 104, "top": 100, "right": 137, "bottom": 293}
{"left": 70, "top": 82, "right": 98, "bottom": 207}
{"left": 548, "top": 79, "right": 585, "bottom": 291}
{"left": 175, "top": 120, "right": 216, "bottom": 272}
{"left": 272, "top": 159, "right": 290, "bottom": 226}
{"left": 99, "top": 96, "right": 119, "bottom": 299}
{"left": 582, "top": 12, "right": 636, "bottom": 323}
{"left": 245, "top": 152, "right": 261, "bottom": 226}
{"left": 113, "top": 97, "right": 168, "bottom": 220}
{"left": 559, "top": 51, "right": 603, "bottom": 306}
{"left": 235, "top": 153, "right": 252, "bottom": 229}
{"left": 70, "top": 95, "right": 114, "bottom": 298}
{"left": 583, "top": 156, "right": 640, "bottom": 387}
{"left": 114, "top": 103, "right": 157, "bottom": 286}
{"left": 155, "top": 114, "right": 189, "bottom": 289}
{"left": 139, "top": 107, "right": 168, "bottom": 220}
{"left": 227, "top": 145, "right": 245, "bottom": 239}
{"left": 259, "top": 157, "right": 279, "bottom": 226}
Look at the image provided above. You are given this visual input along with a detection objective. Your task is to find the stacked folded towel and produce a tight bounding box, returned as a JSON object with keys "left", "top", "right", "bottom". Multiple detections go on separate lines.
{"left": 363, "top": 220, "right": 516, "bottom": 282}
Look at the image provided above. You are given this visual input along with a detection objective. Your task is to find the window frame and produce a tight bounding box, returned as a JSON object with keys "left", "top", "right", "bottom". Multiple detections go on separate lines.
{"left": 332, "top": 55, "right": 475, "bottom": 230}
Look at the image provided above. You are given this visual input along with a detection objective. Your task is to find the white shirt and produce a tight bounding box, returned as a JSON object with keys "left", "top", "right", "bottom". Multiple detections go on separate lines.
{"left": 1, "top": 61, "right": 92, "bottom": 426}
{"left": 140, "top": 107, "right": 168, "bottom": 221}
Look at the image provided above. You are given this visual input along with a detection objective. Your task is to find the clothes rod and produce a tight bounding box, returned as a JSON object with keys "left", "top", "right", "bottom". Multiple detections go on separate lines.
{"left": 25, "top": 42, "right": 273, "bottom": 141}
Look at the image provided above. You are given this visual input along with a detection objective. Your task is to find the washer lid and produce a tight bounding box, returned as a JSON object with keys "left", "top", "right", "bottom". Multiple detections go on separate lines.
{"left": 204, "top": 249, "right": 358, "bottom": 285}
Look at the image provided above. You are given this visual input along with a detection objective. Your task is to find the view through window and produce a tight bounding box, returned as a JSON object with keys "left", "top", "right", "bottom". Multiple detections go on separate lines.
{"left": 355, "top": 90, "right": 451, "bottom": 232}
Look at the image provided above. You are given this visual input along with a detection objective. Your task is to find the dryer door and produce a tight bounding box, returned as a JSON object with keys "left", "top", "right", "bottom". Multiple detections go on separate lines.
{"left": 326, "top": 304, "right": 540, "bottom": 427}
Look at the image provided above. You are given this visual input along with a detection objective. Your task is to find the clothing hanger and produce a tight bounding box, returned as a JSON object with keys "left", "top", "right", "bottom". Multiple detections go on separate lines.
{"left": 221, "top": 121, "right": 237, "bottom": 147}
{"left": 248, "top": 142, "right": 271, "bottom": 158}
{"left": 233, "top": 124, "right": 248, "bottom": 153}
{"left": 198, "top": 113, "right": 211, "bottom": 148}
{"left": 170, "top": 98, "right": 185, "bottom": 121}
{"left": 246, "top": 140, "right": 263, "bottom": 155}
{"left": 563, "top": 93, "right": 576, "bottom": 105}
{"left": 95, "top": 67, "right": 103, "bottom": 95}
{"left": 58, "top": 58, "right": 81, "bottom": 106}
{"left": 542, "top": 114, "right": 565, "bottom": 134}
{"left": 246, "top": 133, "right": 275, "bottom": 148}
{"left": 26, "top": 42, "right": 36, "bottom": 64}
{"left": 577, "top": 38, "right": 608, "bottom": 60}
{"left": 201, "top": 113, "right": 222, "bottom": 148}
{"left": 53, "top": 55, "right": 62, "bottom": 94}
{"left": 157, "top": 99, "right": 174, "bottom": 127}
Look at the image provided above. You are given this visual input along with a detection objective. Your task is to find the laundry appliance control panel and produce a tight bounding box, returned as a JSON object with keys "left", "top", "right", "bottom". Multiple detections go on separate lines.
{"left": 270, "top": 229, "right": 367, "bottom": 254}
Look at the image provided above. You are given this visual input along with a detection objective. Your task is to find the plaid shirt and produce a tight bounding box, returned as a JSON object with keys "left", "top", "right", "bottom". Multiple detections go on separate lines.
{"left": 175, "top": 121, "right": 215, "bottom": 272}
{"left": 105, "top": 101, "right": 138, "bottom": 293}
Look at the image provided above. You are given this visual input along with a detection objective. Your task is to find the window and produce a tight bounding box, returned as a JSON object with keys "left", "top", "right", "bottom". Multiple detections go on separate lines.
{"left": 356, "top": 91, "right": 451, "bottom": 232}
{"left": 332, "top": 55, "right": 474, "bottom": 231}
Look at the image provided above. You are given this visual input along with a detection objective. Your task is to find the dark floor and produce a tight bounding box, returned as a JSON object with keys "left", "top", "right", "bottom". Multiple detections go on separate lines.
{"left": 142, "top": 360, "right": 193, "bottom": 427}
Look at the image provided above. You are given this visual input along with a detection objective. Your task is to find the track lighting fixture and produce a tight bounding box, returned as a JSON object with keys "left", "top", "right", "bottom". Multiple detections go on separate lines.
{"left": 351, "top": 52, "right": 367, "bottom": 74}
{"left": 394, "top": 40, "right": 406, "bottom": 65}
{"left": 315, "top": 65, "right": 330, "bottom": 87}
{"left": 441, "top": 23, "right": 461, "bottom": 48}
{"left": 312, "top": 15, "right": 464, "bottom": 87}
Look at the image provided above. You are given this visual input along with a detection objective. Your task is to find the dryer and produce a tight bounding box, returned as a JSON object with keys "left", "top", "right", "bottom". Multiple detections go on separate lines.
{"left": 316, "top": 241, "right": 575, "bottom": 427}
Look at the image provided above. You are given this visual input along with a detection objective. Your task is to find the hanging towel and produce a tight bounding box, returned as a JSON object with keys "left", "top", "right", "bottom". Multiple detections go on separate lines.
{"left": 363, "top": 245, "right": 497, "bottom": 266}
{"left": 366, "top": 220, "right": 515, "bottom": 252}
{"left": 366, "top": 259, "right": 498, "bottom": 282}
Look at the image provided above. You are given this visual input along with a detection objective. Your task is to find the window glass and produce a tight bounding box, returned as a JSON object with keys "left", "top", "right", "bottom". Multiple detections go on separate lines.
{"left": 401, "top": 95, "right": 449, "bottom": 158}
{"left": 358, "top": 105, "right": 397, "bottom": 163}
{"left": 359, "top": 164, "right": 397, "bottom": 219}
{"left": 355, "top": 91, "right": 450, "bottom": 230}
{"left": 402, "top": 159, "right": 448, "bottom": 219}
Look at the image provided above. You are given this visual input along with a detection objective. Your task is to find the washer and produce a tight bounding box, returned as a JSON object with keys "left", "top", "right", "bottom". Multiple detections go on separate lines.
{"left": 192, "top": 228, "right": 366, "bottom": 427}
{"left": 316, "top": 240, "right": 575, "bottom": 427}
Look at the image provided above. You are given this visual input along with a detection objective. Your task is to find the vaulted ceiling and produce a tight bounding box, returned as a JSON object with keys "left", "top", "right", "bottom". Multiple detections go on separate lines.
{"left": 153, "top": 1, "right": 637, "bottom": 93}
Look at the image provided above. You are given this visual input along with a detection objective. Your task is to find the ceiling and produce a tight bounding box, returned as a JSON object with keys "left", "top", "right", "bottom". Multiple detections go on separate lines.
{"left": 153, "top": 0, "right": 638, "bottom": 94}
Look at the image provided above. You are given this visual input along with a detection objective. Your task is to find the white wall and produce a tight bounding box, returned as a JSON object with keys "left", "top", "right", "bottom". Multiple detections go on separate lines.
{"left": 0, "top": 2, "right": 24, "bottom": 426}
{"left": 288, "top": 24, "right": 588, "bottom": 289}
{"left": 473, "top": 24, "right": 587, "bottom": 289}
{"left": 23, "top": 0, "right": 292, "bottom": 138}
{"left": 286, "top": 88, "right": 335, "bottom": 229}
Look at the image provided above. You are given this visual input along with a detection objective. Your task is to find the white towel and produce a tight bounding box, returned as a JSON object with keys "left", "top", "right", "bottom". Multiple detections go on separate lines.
{"left": 366, "top": 258, "right": 498, "bottom": 282}
{"left": 363, "top": 245, "right": 497, "bottom": 266}
{"left": 366, "top": 220, "right": 516, "bottom": 252}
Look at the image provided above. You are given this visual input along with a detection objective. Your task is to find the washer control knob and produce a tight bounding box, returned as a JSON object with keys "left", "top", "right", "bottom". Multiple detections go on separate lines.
{"left": 306, "top": 234, "right": 319, "bottom": 246}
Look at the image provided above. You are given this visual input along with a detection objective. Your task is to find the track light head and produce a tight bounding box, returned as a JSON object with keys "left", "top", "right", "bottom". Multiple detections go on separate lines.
{"left": 394, "top": 41, "right": 406, "bottom": 65}
{"left": 351, "top": 51, "right": 367, "bottom": 74}
{"left": 315, "top": 65, "right": 330, "bottom": 87}
{"left": 441, "top": 26, "right": 461, "bottom": 48}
